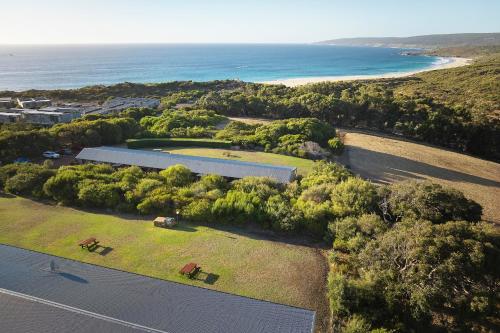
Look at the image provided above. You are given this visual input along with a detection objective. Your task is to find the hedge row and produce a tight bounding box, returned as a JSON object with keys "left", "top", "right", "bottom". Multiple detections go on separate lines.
{"left": 126, "top": 138, "right": 232, "bottom": 149}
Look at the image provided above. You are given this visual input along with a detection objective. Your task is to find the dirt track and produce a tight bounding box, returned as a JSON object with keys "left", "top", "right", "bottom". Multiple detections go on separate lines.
{"left": 338, "top": 130, "right": 500, "bottom": 225}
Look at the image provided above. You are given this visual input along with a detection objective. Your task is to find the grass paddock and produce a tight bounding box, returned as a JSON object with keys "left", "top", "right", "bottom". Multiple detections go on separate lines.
{"left": 0, "top": 196, "right": 329, "bottom": 330}
{"left": 151, "top": 147, "right": 316, "bottom": 176}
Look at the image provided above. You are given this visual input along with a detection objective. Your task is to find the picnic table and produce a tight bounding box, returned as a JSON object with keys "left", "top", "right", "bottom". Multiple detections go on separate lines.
{"left": 180, "top": 262, "right": 200, "bottom": 278}
{"left": 78, "top": 237, "right": 99, "bottom": 250}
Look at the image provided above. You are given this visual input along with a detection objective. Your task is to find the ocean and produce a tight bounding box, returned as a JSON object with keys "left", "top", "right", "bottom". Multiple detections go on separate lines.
{"left": 0, "top": 44, "right": 442, "bottom": 91}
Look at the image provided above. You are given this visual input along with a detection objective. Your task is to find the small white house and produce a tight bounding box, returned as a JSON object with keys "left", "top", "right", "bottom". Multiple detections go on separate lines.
{"left": 20, "top": 110, "right": 72, "bottom": 125}
{"left": 39, "top": 106, "right": 83, "bottom": 120}
{"left": 0, "top": 97, "right": 14, "bottom": 108}
{"left": 0, "top": 112, "right": 21, "bottom": 124}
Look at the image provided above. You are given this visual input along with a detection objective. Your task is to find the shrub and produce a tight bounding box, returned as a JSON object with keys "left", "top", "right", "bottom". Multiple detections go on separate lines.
{"left": 301, "top": 161, "right": 351, "bottom": 189}
{"left": 77, "top": 180, "right": 121, "bottom": 208}
{"left": 160, "top": 164, "right": 194, "bottom": 187}
{"left": 331, "top": 178, "right": 378, "bottom": 218}
{"left": 265, "top": 194, "right": 301, "bottom": 231}
{"left": 4, "top": 166, "right": 55, "bottom": 197}
{"left": 329, "top": 214, "right": 388, "bottom": 253}
{"left": 43, "top": 169, "right": 82, "bottom": 204}
{"left": 342, "top": 315, "right": 372, "bottom": 333}
{"left": 136, "top": 188, "right": 174, "bottom": 214}
{"left": 328, "top": 137, "right": 345, "bottom": 155}
{"left": 182, "top": 199, "right": 213, "bottom": 223}
{"left": 212, "top": 190, "right": 266, "bottom": 224}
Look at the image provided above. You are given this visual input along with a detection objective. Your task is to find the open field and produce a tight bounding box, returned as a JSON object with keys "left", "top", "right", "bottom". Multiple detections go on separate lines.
{"left": 338, "top": 130, "right": 500, "bottom": 225}
{"left": 0, "top": 196, "right": 329, "bottom": 331}
{"left": 153, "top": 147, "right": 316, "bottom": 176}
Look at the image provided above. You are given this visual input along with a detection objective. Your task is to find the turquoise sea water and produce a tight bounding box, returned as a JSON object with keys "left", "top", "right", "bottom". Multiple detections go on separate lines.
{"left": 0, "top": 44, "right": 442, "bottom": 91}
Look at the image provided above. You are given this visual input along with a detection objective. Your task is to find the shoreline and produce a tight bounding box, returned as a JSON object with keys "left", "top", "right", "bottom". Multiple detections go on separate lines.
{"left": 261, "top": 56, "right": 472, "bottom": 87}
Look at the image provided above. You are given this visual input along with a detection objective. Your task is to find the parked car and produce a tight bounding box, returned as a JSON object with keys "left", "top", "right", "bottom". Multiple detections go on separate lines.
{"left": 42, "top": 151, "right": 61, "bottom": 159}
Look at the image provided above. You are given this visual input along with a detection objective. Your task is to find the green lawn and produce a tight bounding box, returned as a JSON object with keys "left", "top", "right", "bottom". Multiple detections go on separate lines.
{"left": 153, "top": 147, "right": 316, "bottom": 176}
{"left": 0, "top": 196, "right": 327, "bottom": 315}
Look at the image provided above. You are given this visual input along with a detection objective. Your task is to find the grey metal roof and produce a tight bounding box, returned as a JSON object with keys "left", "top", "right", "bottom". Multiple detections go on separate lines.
{"left": 0, "top": 244, "right": 315, "bottom": 333}
{"left": 76, "top": 146, "right": 296, "bottom": 183}
{"left": 0, "top": 292, "right": 143, "bottom": 333}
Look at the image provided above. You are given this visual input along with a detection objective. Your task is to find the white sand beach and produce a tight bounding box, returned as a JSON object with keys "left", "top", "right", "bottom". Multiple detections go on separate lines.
{"left": 262, "top": 57, "right": 472, "bottom": 87}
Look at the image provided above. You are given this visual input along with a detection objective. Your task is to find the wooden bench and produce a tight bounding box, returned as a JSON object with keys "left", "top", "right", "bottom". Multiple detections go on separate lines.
{"left": 180, "top": 262, "right": 200, "bottom": 278}
{"left": 78, "top": 238, "right": 99, "bottom": 250}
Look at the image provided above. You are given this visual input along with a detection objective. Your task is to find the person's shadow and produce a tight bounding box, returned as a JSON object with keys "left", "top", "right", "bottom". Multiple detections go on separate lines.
{"left": 57, "top": 272, "right": 88, "bottom": 284}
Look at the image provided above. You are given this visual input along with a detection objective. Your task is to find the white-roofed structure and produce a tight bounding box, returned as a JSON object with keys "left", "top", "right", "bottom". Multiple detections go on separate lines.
{"left": 76, "top": 146, "right": 297, "bottom": 183}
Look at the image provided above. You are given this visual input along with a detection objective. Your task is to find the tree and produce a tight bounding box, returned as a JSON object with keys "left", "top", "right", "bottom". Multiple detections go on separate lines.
{"left": 356, "top": 220, "right": 499, "bottom": 330}
{"left": 380, "top": 181, "right": 482, "bottom": 223}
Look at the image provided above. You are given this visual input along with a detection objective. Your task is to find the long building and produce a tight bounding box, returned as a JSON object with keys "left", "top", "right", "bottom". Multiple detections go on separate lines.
{"left": 76, "top": 146, "right": 297, "bottom": 183}
{"left": 0, "top": 244, "right": 315, "bottom": 333}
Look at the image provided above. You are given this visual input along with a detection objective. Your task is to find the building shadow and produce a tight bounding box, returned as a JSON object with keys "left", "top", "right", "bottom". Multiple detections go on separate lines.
{"left": 342, "top": 146, "right": 500, "bottom": 188}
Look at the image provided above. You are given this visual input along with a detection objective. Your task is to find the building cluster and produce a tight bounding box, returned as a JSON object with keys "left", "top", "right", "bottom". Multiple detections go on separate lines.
{"left": 0, "top": 97, "right": 160, "bottom": 125}
{"left": 92, "top": 97, "right": 160, "bottom": 115}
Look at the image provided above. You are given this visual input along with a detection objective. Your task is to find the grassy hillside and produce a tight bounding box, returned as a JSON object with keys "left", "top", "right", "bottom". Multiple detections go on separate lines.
{"left": 318, "top": 33, "right": 500, "bottom": 48}
{"left": 395, "top": 54, "right": 500, "bottom": 118}
{"left": 424, "top": 45, "right": 500, "bottom": 57}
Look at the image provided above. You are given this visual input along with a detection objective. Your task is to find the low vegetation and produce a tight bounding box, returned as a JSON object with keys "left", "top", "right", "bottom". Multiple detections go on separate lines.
{"left": 0, "top": 157, "right": 497, "bottom": 331}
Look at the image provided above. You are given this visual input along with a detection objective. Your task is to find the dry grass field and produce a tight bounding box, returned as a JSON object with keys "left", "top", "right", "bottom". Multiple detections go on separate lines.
{"left": 338, "top": 130, "right": 500, "bottom": 225}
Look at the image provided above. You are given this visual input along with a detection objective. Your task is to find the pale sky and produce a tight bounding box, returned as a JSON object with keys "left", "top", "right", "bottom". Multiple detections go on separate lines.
{"left": 1, "top": 0, "right": 499, "bottom": 44}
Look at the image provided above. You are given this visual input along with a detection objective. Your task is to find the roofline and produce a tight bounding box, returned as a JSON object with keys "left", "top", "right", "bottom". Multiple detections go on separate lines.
{"left": 0, "top": 288, "right": 168, "bottom": 333}
{"left": 80, "top": 146, "right": 297, "bottom": 172}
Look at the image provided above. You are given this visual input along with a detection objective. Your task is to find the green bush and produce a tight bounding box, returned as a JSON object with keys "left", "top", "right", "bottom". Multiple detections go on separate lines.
{"left": 160, "top": 164, "right": 194, "bottom": 187}
{"left": 331, "top": 178, "right": 378, "bottom": 218}
{"left": 328, "top": 137, "right": 345, "bottom": 155}
{"left": 3, "top": 164, "right": 55, "bottom": 197}
{"left": 182, "top": 199, "right": 213, "bottom": 223}
{"left": 77, "top": 180, "right": 121, "bottom": 208}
